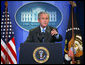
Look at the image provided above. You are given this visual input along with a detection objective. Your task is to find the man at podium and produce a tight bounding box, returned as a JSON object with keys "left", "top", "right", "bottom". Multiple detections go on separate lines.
{"left": 20, "top": 12, "right": 63, "bottom": 64}
{"left": 24, "top": 12, "right": 62, "bottom": 43}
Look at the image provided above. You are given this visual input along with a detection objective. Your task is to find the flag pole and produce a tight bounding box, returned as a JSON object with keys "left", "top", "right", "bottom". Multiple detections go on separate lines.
{"left": 69, "top": 1, "right": 77, "bottom": 7}
{"left": 69, "top": 1, "right": 77, "bottom": 64}
{"left": 5, "top": 1, "right": 9, "bottom": 64}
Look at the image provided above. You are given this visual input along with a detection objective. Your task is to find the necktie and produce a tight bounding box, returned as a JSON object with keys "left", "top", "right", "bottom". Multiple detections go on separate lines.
{"left": 42, "top": 28, "right": 45, "bottom": 33}
{"left": 42, "top": 29, "right": 45, "bottom": 42}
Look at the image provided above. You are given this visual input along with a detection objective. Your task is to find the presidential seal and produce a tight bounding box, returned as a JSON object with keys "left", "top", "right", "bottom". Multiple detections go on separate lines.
{"left": 33, "top": 47, "right": 49, "bottom": 64}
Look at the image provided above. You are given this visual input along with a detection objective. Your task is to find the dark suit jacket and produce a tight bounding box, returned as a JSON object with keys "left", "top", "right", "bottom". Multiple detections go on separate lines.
{"left": 24, "top": 26, "right": 62, "bottom": 43}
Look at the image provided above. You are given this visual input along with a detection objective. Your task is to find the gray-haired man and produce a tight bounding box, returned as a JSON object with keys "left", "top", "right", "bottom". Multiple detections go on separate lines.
{"left": 25, "top": 12, "right": 62, "bottom": 43}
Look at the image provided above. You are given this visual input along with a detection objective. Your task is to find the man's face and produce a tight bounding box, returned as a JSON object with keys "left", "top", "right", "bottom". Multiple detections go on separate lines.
{"left": 38, "top": 14, "right": 49, "bottom": 28}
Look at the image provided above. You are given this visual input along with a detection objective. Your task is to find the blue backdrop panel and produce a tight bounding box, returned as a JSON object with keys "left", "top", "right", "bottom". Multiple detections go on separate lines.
{"left": 1, "top": 1, "right": 71, "bottom": 64}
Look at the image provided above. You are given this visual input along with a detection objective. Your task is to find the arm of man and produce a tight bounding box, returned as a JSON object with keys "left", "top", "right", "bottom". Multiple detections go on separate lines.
{"left": 51, "top": 29, "right": 63, "bottom": 42}
{"left": 24, "top": 30, "right": 33, "bottom": 43}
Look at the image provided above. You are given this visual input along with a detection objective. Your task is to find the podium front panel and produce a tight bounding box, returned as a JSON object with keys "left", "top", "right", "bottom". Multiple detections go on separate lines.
{"left": 19, "top": 43, "right": 63, "bottom": 64}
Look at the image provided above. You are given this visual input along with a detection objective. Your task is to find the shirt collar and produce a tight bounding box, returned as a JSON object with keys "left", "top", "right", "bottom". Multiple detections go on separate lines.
{"left": 40, "top": 26, "right": 46, "bottom": 33}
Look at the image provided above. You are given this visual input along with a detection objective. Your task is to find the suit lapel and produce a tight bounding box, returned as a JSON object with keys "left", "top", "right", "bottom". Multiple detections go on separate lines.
{"left": 36, "top": 26, "right": 42, "bottom": 42}
{"left": 44, "top": 26, "right": 52, "bottom": 42}
{"left": 36, "top": 26, "right": 52, "bottom": 42}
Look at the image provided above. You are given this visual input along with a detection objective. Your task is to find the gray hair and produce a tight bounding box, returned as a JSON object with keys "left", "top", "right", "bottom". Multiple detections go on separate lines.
{"left": 38, "top": 12, "right": 49, "bottom": 19}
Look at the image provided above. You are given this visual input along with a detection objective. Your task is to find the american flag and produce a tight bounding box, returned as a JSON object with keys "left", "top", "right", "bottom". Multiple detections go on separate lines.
{"left": 1, "top": 7, "right": 17, "bottom": 64}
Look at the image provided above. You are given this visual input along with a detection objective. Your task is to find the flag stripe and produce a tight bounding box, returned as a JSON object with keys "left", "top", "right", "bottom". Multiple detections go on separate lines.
{"left": 7, "top": 42, "right": 17, "bottom": 61}
{"left": 8, "top": 38, "right": 16, "bottom": 53}
{"left": 7, "top": 48, "right": 17, "bottom": 64}
{"left": 1, "top": 54, "right": 11, "bottom": 64}
{"left": 1, "top": 56, "right": 5, "bottom": 64}
{"left": 1, "top": 62, "right": 2, "bottom": 64}
{"left": 1, "top": 43, "right": 14, "bottom": 64}
{"left": 2, "top": 42, "right": 17, "bottom": 64}
{"left": 9, "top": 62, "right": 11, "bottom": 64}
{"left": 11, "top": 37, "right": 15, "bottom": 46}
{"left": 1, "top": 39, "right": 17, "bottom": 64}
{"left": 1, "top": 50, "right": 5, "bottom": 61}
